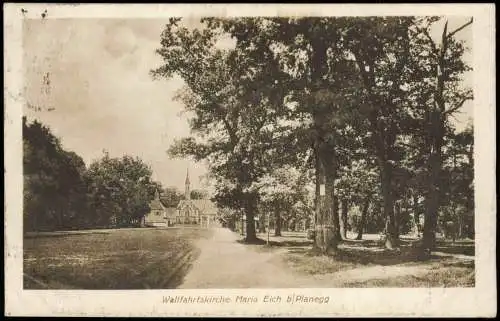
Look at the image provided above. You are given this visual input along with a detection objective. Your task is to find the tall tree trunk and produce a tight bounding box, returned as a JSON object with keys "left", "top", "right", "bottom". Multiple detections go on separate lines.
{"left": 413, "top": 194, "right": 420, "bottom": 237}
{"left": 333, "top": 195, "right": 341, "bottom": 242}
{"left": 245, "top": 210, "right": 257, "bottom": 242}
{"left": 394, "top": 201, "right": 401, "bottom": 239}
{"left": 340, "top": 198, "right": 348, "bottom": 239}
{"left": 380, "top": 161, "right": 398, "bottom": 249}
{"left": 274, "top": 207, "right": 282, "bottom": 237}
{"left": 356, "top": 198, "right": 370, "bottom": 240}
{"left": 57, "top": 207, "right": 64, "bottom": 230}
{"left": 422, "top": 128, "right": 444, "bottom": 251}
{"left": 402, "top": 196, "right": 411, "bottom": 236}
{"left": 310, "top": 38, "right": 339, "bottom": 254}
{"left": 315, "top": 152, "right": 340, "bottom": 255}
{"left": 244, "top": 195, "right": 258, "bottom": 243}
{"left": 313, "top": 146, "right": 321, "bottom": 248}
{"left": 458, "top": 209, "right": 464, "bottom": 239}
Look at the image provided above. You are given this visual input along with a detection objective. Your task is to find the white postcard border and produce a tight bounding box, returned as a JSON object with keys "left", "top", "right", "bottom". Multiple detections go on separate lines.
{"left": 4, "top": 3, "right": 496, "bottom": 317}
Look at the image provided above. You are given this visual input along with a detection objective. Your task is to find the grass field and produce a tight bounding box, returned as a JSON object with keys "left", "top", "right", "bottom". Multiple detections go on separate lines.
{"left": 23, "top": 227, "right": 213, "bottom": 289}
{"left": 255, "top": 231, "right": 475, "bottom": 287}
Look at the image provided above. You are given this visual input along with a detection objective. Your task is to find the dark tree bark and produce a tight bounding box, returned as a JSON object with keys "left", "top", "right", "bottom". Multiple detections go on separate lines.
{"left": 274, "top": 207, "right": 282, "bottom": 237}
{"left": 457, "top": 207, "right": 464, "bottom": 239}
{"left": 315, "top": 151, "right": 341, "bottom": 255}
{"left": 244, "top": 211, "right": 257, "bottom": 242}
{"left": 394, "top": 201, "right": 401, "bottom": 239}
{"left": 422, "top": 112, "right": 444, "bottom": 251}
{"left": 413, "top": 194, "right": 421, "bottom": 237}
{"left": 310, "top": 36, "right": 341, "bottom": 255}
{"left": 313, "top": 146, "right": 321, "bottom": 248}
{"left": 333, "top": 195, "right": 341, "bottom": 242}
{"left": 243, "top": 194, "right": 258, "bottom": 243}
{"left": 380, "top": 161, "right": 399, "bottom": 249}
{"left": 340, "top": 198, "right": 349, "bottom": 240}
{"left": 356, "top": 198, "right": 370, "bottom": 240}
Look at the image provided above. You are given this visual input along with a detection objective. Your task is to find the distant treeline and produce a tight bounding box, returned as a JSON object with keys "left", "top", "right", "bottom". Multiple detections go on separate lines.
{"left": 23, "top": 117, "right": 161, "bottom": 232}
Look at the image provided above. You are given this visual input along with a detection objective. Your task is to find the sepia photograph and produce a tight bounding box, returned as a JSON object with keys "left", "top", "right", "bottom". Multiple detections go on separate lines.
{"left": 4, "top": 3, "right": 496, "bottom": 317}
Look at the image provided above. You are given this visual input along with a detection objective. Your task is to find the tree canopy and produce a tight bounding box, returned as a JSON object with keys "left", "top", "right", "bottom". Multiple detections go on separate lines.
{"left": 152, "top": 16, "right": 473, "bottom": 254}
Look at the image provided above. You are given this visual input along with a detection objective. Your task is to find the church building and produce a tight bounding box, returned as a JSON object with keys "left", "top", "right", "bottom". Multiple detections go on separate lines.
{"left": 176, "top": 169, "right": 219, "bottom": 227}
{"left": 143, "top": 189, "right": 177, "bottom": 227}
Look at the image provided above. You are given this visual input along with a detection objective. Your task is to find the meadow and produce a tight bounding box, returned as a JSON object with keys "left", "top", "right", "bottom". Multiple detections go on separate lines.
{"left": 23, "top": 227, "right": 213, "bottom": 289}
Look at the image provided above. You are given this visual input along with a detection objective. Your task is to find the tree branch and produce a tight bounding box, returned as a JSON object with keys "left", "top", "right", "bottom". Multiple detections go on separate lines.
{"left": 222, "top": 117, "right": 239, "bottom": 146}
{"left": 419, "top": 27, "right": 438, "bottom": 54}
{"left": 444, "top": 95, "right": 473, "bottom": 116}
{"left": 447, "top": 18, "right": 473, "bottom": 39}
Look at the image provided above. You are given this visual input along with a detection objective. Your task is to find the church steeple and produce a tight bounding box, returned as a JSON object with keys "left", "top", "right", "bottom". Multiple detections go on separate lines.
{"left": 185, "top": 168, "right": 191, "bottom": 200}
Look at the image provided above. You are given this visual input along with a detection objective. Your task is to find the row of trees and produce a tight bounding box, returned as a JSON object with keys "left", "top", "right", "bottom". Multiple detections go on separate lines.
{"left": 23, "top": 117, "right": 162, "bottom": 232}
{"left": 152, "top": 16, "right": 474, "bottom": 255}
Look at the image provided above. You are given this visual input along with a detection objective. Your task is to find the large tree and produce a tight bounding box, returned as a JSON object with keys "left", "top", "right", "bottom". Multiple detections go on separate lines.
{"left": 340, "top": 17, "right": 419, "bottom": 249}
{"left": 152, "top": 18, "right": 287, "bottom": 242}
{"left": 23, "top": 117, "right": 88, "bottom": 232}
{"left": 409, "top": 17, "right": 473, "bottom": 252}
{"left": 208, "top": 17, "right": 364, "bottom": 253}
{"left": 85, "top": 153, "right": 155, "bottom": 227}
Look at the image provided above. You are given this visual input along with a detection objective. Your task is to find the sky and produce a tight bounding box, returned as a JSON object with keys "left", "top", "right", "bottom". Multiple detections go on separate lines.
{"left": 23, "top": 18, "right": 211, "bottom": 192}
{"left": 23, "top": 17, "right": 473, "bottom": 193}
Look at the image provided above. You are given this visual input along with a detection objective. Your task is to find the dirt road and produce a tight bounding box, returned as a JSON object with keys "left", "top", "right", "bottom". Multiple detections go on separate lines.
{"left": 179, "top": 228, "right": 474, "bottom": 288}
{"left": 179, "top": 227, "right": 323, "bottom": 288}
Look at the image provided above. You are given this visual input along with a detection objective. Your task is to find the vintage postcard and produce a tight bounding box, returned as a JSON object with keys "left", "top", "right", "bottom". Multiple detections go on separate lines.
{"left": 4, "top": 3, "right": 496, "bottom": 317}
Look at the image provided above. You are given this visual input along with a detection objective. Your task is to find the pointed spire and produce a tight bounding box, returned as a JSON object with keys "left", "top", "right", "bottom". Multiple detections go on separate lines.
{"left": 185, "top": 167, "right": 191, "bottom": 200}
{"left": 185, "top": 168, "right": 190, "bottom": 185}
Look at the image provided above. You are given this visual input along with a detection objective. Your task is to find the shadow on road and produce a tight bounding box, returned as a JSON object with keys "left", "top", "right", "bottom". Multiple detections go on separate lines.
{"left": 265, "top": 233, "right": 475, "bottom": 268}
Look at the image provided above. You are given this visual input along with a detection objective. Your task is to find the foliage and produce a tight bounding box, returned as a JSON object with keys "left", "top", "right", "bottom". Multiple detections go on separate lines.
{"left": 152, "top": 18, "right": 290, "bottom": 241}
{"left": 161, "top": 187, "right": 185, "bottom": 207}
{"left": 255, "top": 165, "right": 314, "bottom": 232}
{"left": 439, "top": 124, "right": 474, "bottom": 237}
{"left": 23, "top": 117, "right": 88, "bottom": 232}
{"left": 190, "top": 189, "right": 209, "bottom": 200}
{"left": 152, "top": 16, "right": 473, "bottom": 249}
{"left": 85, "top": 153, "right": 156, "bottom": 227}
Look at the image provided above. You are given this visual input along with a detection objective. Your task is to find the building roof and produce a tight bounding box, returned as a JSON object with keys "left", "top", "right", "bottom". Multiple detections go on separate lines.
{"left": 159, "top": 196, "right": 178, "bottom": 207}
{"left": 149, "top": 198, "right": 166, "bottom": 210}
{"left": 178, "top": 199, "right": 218, "bottom": 215}
{"left": 150, "top": 188, "right": 170, "bottom": 210}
